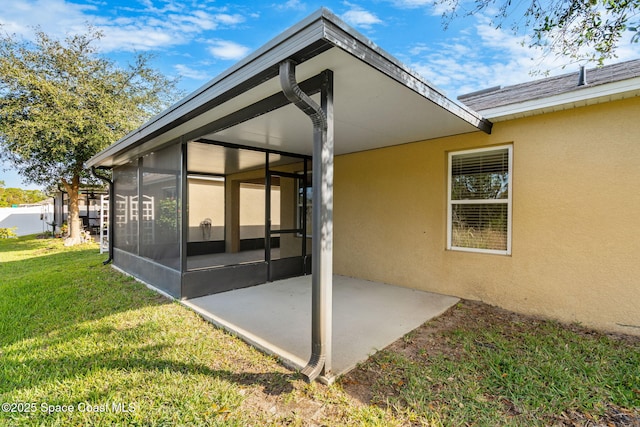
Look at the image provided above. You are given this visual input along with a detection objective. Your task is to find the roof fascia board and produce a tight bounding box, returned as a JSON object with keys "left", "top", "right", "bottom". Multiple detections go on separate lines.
{"left": 481, "top": 76, "right": 640, "bottom": 121}
{"left": 181, "top": 71, "right": 329, "bottom": 144}
{"left": 88, "top": 10, "right": 333, "bottom": 168}
{"left": 88, "top": 8, "right": 492, "bottom": 168}
{"left": 320, "top": 15, "right": 492, "bottom": 134}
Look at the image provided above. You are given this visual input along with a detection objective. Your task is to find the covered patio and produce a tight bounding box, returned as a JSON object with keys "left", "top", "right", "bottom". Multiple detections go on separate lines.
{"left": 182, "top": 275, "right": 459, "bottom": 382}
{"left": 88, "top": 8, "right": 490, "bottom": 383}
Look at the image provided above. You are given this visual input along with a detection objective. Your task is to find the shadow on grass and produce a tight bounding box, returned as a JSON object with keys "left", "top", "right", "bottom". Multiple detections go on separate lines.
{"left": 0, "top": 242, "right": 170, "bottom": 347}
{"left": 0, "top": 234, "right": 56, "bottom": 253}
{"left": 1, "top": 340, "right": 298, "bottom": 397}
{"left": 1, "top": 236, "right": 301, "bottom": 401}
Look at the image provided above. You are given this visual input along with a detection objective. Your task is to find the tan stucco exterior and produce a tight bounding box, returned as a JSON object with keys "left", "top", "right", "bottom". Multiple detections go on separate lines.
{"left": 188, "top": 178, "right": 225, "bottom": 242}
{"left": 334, "top": 96, "right": 640, "bottom": 335}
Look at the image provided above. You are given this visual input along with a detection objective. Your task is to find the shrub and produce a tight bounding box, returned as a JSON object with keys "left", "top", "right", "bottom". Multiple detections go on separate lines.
{"left": 0, "top": 227, "right": 17, "bottom": 239}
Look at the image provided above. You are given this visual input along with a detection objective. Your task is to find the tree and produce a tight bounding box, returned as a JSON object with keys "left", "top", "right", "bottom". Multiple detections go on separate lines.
{"left": 436, "top": 0, "right": 640, "bottom": 64}
{"left": 0, "top": 187, "right": 48, "bottom": 207}
{"left": 0, "top": 27, "right": 182, "bottom": 243}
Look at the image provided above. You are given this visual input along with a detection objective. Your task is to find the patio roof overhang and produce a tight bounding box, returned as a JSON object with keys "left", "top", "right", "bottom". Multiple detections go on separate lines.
{"left": 87, "top": 8, "right": 491, "bottom": 169}
{"left": 87, "top": 8, "right": 492, "bottom": 383}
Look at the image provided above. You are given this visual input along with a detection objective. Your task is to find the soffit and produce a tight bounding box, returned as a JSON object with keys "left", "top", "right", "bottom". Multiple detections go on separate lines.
{"left": 88, "top": 9, "right": 490, "bottom": 168}
{"left": 187, "top": 141, "right": 306, "bottom": 175}
{"left": 207, "top": 48, "right": 481, "bottom": 156}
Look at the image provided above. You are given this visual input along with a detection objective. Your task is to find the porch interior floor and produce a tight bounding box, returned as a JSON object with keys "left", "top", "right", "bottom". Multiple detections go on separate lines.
{"left": 187, "top": 248, "right": 280, "bottom": 270}
{"left": 182, "top": 275, "right": 459, "bottom": 381}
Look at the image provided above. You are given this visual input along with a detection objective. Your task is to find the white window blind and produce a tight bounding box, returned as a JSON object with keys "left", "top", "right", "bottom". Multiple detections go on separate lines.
{"left": 447, "top": 145, "right": 512, "bottom": 255}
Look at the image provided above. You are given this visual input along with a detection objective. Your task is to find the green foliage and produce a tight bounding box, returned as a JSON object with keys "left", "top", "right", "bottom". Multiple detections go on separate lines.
{"left": 157, "top": 198, "right": 178, "bottom": 235}
{"left": 0, "top": 26, "right": 182, "bottom": 241}
{"left": 0, "top": 27, "right": 181, "bottom": 188}
{"left": 436, "top": 0, "right": 640, "bottom": 63}
{"left": 0, "top": 187, "right": 48, "bottom": 207}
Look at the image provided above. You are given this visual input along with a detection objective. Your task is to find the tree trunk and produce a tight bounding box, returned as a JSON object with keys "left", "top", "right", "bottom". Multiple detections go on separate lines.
{"left": 62, "top": 175, "right": 82, "bottom": 245}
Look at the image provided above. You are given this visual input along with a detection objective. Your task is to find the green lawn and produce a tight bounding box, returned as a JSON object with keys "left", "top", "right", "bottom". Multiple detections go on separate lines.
{"left": 0, "top": 236, "right": 395, "bottom": 426}
{"left": 1, "top": 235, "right": 639, "bottom": 426}
{"left": 345, "top": 303, "right": 640, "bottom": 426}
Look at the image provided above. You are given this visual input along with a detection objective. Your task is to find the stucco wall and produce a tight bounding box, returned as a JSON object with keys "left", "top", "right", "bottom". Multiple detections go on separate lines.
{"left": 334, "top": 96, "right": 640, "bottom": 335}
{"left": 188, "top": 178, "right": 225, "bottom": 242}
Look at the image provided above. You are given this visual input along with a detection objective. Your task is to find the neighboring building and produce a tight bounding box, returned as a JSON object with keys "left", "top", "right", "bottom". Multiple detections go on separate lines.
{"left": 52, "top": 186, "right": 108, "bottom": 234}
{"left": 87, "top": 8, "right": 640, "bottom": 379}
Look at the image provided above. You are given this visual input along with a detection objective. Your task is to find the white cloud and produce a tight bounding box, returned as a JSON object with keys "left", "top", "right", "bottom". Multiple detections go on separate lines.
{"left": 341, "top": 5, "right": 383, "bottom": 29}
{"left": 101, "top": 10, "right": 246, "bottom": 51}
{"left": 137, "top": 0, "right": 184, "bottom": 15}
{"left": 175, "top": 64, "right": 210, "bottom": 80}
{"left": 0, "top": 0, "right": 96, "bottom": 38}
{"left": 406, "top": 14, "right": 586, "bottom": 99}
{"left": 167, "top": 10, "right": 218, "bottom": 31}
{"left": 390, "top": 0, "right": 453, "bottom": 16}
{"left": 98, "top": 26, "right": 183, "bottom": 51}
{"left": 391, "top": 0, "right": 434, "bottom": 8}
{"left": 213, "top": 13, "right": 246, "bottom": 26}
{"left": 275, "top": 0, "right": 306, "bottom": 11}
{"left": 0, "top": 0, "right": 249, "bottom": 53}
{"left": 208, "top": 40, "right": 250, "bottom": 60}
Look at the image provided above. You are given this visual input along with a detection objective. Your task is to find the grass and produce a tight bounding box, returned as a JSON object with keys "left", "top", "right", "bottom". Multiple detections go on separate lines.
{"left": 1, "top": 235, "right": 639, "bottom": 426}
{"left": 0, "top": 235, "right": 397, "bottom": 426}
{"left": 343, "top": 302, "right": 640, "bottom": 426}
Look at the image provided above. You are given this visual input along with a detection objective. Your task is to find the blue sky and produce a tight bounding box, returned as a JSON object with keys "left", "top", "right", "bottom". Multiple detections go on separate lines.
{"left": 2, "top": 0, "right": 639, "bottom": 189}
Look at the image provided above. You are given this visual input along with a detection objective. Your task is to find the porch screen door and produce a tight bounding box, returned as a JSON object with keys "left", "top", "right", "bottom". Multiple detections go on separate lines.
{"left": 266, "top": 171, "right": 310, "bottom": 281}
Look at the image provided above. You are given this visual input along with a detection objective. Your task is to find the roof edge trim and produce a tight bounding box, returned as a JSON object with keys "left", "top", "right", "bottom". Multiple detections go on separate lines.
{"left": 88, "top": 10, "right": 333, "bottom": 168}
{"left": 87, "top": 8, "right": 492, "bottom": 168}
{"left": 319, "top": 13, "right": 491, "bottom": 134}
{"left": 480, "top": 76, "right": 640, "bottom": 121}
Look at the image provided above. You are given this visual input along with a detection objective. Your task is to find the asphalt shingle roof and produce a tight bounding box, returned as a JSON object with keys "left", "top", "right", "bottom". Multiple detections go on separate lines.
{"left": 458, "top": 59, "right": 640, "bottom": 112}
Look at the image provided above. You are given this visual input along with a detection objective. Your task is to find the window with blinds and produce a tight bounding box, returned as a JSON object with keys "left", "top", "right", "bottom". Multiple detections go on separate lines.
{"left": 447, "top": 145, "right": 512, "bottom": 255}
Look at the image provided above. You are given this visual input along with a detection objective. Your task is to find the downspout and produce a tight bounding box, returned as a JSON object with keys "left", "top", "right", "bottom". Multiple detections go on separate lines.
{"left": 279, "top": 59, "right": 334, "bottom": 382}
{"left": 91, "top": 167, "right": 114, "bottom": 265}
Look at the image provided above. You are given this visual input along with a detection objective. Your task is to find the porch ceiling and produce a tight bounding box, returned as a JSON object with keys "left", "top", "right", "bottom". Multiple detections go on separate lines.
{"left": 206, "top": 48, "right": 481, "bottom": 156}
{"left": 87, "top": 8, "right": 491, "bottom": 169}
{"left": 187, "top": 141, "right": 307, "bottom": 175}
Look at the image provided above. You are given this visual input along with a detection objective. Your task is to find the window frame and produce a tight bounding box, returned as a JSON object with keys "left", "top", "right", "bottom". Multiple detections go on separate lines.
{"left": 296, "top": 172, "right": 313, "bottom": 238}
{"left": 446, "top": 145, "right": 513, "bottom": 255}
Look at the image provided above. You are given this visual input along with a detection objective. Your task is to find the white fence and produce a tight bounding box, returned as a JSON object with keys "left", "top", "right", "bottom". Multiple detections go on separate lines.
{"left": 0, "top": 205, "right": 54, "bottom": 236}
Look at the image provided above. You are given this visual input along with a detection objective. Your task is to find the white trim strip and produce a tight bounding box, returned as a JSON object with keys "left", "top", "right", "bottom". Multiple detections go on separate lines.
{"left": 450, "top": 199, "right": 508, "bottom": 204}
{"left": 480, "top": 77, "right": 640, "bottom": 121}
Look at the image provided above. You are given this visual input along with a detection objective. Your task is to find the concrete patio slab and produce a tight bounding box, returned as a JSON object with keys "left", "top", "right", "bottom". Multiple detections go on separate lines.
{"left": 182, "top": 275, "right": 459, "bottom": 381}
